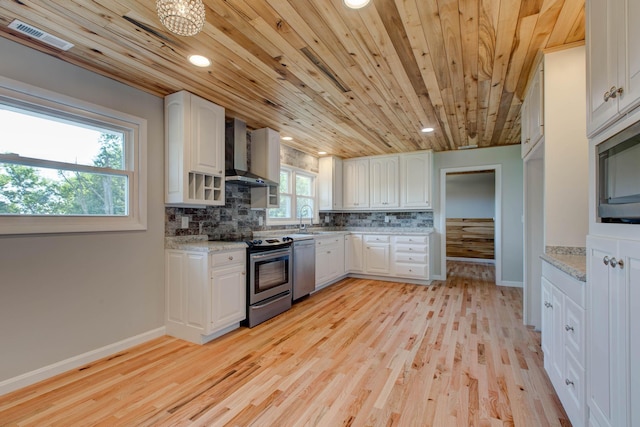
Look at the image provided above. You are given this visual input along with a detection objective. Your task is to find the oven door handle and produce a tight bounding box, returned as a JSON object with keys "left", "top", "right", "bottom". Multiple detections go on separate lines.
{"left": 252, "top": 292, "right": 291, "bottom": 309}
{"left": 250, "top": 250, "right": 291, "bottom": 260}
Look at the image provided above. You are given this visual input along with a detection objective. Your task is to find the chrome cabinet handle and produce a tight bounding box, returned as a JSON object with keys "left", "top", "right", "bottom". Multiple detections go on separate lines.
{"left": 618, "top": 259, "right": 624, "bottom": 269}
{"left": 603, "top": 256, "right": 610, "bottom": 266}
{"left": 604, "top": 86, "right": 624, "bottom": 102}
{"left": 610, "top": 257, "right": 618, "bottom": 268}
{"left": 565, "top": 379, "right": 574, "bottom": 387}
{"left": 544, "top": 301, "right": 552, "bottom": 308}
{"left": 565, "top": 325, "right": 574, "bottom": 332}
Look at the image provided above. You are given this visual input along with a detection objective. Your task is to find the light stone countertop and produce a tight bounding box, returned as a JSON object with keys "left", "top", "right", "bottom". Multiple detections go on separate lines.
{"left": 165, "top": 236, "right": 247, "bottom": 253}
{"left": 540, "top": 252, "right": 587, "bottom": 282}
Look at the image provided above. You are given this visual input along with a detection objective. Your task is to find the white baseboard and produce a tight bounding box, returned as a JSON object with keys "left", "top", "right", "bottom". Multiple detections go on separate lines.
{"left": 0, "top": 326, "right": 166, "bottom": 397}
{"left": 499, "top": 280, "right": 523, "bottom": 288}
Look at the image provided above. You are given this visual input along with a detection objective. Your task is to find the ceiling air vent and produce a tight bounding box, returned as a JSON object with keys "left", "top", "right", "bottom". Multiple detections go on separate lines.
{"left": 8, "top": 19, "right": 74, "bottom": 51}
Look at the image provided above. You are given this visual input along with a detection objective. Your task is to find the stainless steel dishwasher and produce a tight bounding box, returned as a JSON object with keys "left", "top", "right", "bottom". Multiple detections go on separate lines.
{"left": 291, "top": 237, "right": 316, "bottom": 301}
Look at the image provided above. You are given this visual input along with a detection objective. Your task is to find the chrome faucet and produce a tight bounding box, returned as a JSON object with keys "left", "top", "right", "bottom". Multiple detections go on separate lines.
{"left": 299, "top": 204, "right": 313, "bottom": 231}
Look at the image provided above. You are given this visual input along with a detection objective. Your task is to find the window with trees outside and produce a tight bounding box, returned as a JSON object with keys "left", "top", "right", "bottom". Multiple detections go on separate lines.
{"left": 267, "top": 166, "right": 317, "bottom": 226}
{"left": 0, "top": 77, "right": 147, "bottom": 235}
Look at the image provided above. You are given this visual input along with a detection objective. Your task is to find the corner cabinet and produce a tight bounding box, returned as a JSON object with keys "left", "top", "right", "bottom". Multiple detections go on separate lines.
{"left": 521, "top": 59, "right": 544, "bottom": 158}
{"left": 586, "top": 236, "right": 640, "bottom": 427}
{"left": 540, "top": 261, "right": 586, "bottom": 427}
{"left": 318, "top": 156, "right": 343, "bottom": 211}
{"left": 586, "top": 0, "right": 640, "bottom": 137}
{"left": 370, "top": 155, "right": 399, "bottom": 209}
{"left": 315, "top": 235, "right": 346, "bottom": 289}
{"left": 165, "top": 91, "right": 225, "bottom": 206}
{"left": 343, "top": 158, "right": 370, "bottom": 209}
{"left": 400, "top": 151, "right": 432, "bottom": 209}
{"left": 165, "top": 248, "right": 246, "bottom": 344}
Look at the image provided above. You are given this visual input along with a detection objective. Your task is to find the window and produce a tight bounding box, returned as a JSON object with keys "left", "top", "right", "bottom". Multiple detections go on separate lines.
{"left": 267, "top": 166, "right": 318, "bottom": 225}
{"left": 0, "top": 76, "right": 147, "bottom": 235}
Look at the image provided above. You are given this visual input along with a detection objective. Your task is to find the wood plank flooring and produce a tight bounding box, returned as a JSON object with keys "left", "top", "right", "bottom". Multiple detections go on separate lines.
{"left": 0, "top": 262, "right": 569, "bottom": 426}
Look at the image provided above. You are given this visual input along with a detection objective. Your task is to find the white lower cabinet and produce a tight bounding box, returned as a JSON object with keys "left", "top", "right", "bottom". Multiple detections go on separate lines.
{"left": 363, "top": 235, "right": 391, "bottom": 275}
{"left": 392, "top": 235, "right": 429, "bottom": 280}
{"left": 314, "top": 232, "right": 431, "bottom": 289}
{"left": 587, "top": 235, "right": 640, "bottom": 427}
{"left": 165, "top": 248, "right": 246, "bottom": 344}
{"left": 541, "top": 261, "right": 586, "bottom": 427}
{"left": 315, "top": 235, "right": 346, "bottom": 288}
{"left": 345, "top": 234, "right": 363, "bottom": 273}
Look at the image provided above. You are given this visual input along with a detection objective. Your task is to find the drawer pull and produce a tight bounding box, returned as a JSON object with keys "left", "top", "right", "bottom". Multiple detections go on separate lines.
{"left": 228, "top": 256, "right": 234, "bottom": 261}
{"left": 565, "top": 379, "right": 574, "bottom": 387}
{"left": 564, "top": 325, "right": 574, "bottom": 332}
{"left": 610, "top": 257, "right": 618, "bottom": 268}
{"left": 544, "top": 301, "right": 552, "bottom": 308}
{"left": 603, "top": 256, "right": 610, "bottom": 266}
{"left": 618, "top": 259, "right": 624, "bottom": 269}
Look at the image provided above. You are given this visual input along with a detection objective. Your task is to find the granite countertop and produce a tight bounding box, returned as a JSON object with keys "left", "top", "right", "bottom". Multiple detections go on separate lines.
{"left": 165, "top": 236, "right": 247, "bottom": 253}
{"left": 540, "top": 246, "right": 587, "bottom": 282}
{"left": 254, "top": 227, "right": 433, "bottom": 238}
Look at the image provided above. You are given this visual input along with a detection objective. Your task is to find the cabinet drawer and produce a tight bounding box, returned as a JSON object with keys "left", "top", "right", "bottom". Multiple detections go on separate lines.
{"left": 394, "top": 235, "right": 427, "bottom": 245}
{"left": 394, "top": 253, "right": 428, "bottom": 263}
{"left": 394, "top": 244, "right": 427, "bottom": 254}
{"left": 563, "top": 296, "right": 585, "bottom": 367}
{"left": 210, "top": 250, "right": 245, "bottom": 268}
{"left": 562, "top": 351, "right": 586, "bottom": 427}
{"left": 394, "top": 263, "right": 428, "bottom": 279}
{"left": 364, "top": 235, "right": 390, "bottom": 243}
{"left": 316, "top": 236, "right": 342, "bottom": 247}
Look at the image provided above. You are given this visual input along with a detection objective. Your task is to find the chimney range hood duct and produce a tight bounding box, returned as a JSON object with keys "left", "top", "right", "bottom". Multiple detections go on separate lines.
{"left": 225, "top": 118, "right": 277, "bottom": 187}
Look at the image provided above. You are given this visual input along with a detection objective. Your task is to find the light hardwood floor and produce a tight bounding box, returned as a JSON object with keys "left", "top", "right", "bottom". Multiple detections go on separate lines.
{"left": 0, "top": 262, "right": 569, "bottom": 426}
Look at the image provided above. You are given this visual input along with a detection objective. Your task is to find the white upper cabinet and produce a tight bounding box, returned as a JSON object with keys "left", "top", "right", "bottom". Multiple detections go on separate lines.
{"left": 370, "top": 155, "right": 399, "bottom": 209}
{"left": 521, "top": 59, "right": 544, "bottom": 158}
{"left": 587, "top": 0, "right": 640, "bottom": 136}
{"left": 400, "top": 151, "right": 432, "bottom": 209}
{"left": 318, "top": 156, "right": 343, "bottom": 211}
{"left": 165, "top": 91, "right": 225, "bottom": 206}
{"left": 343, "top": 158, "right": 370, "bottom": 209}
{"left": 250, "top": 127, "right": 280, "bottom": 209}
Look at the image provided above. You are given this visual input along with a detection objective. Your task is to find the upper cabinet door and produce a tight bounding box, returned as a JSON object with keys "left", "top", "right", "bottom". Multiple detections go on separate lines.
{"left": 370, "top": 156, "right": 399, "bottom": 209}
{"left": 400, "top": 151, "right": 432, "bottom": 209}
{"left": 343, "top": 158, "right": 369, "bottom": 209}
{"left": 617, "top": 0, "right": 640, "bottom": 116}
{"left": 587, "top": 0, "right": 640, "bottom": 136}
{"left": 190, "top": 95, "right": 224, "bottom": 176}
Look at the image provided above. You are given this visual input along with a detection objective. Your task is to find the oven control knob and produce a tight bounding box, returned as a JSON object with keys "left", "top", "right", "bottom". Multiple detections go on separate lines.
{"left": 283, "top": 237, "right": 293, "bottom": 242}
{"left": 252, "top": 239, "right": 262, "bottom": 245}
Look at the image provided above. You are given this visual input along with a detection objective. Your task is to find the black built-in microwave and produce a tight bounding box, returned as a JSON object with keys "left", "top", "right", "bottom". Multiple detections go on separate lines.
{"left": 598, "top": 119, "right": 640, "bottom": 223}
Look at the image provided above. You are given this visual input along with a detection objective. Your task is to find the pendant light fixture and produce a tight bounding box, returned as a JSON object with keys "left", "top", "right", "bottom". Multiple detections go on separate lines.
{"left": 344, "top": 0, "right": 371, "bottom": 9}
{"left": 156, "top": 0, "right": 206, "bottom": 36}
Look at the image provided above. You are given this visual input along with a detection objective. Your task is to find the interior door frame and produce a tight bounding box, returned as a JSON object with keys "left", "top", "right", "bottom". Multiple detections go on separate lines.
{"left": 439, "top": 164, "right": 502, "bottom": 284}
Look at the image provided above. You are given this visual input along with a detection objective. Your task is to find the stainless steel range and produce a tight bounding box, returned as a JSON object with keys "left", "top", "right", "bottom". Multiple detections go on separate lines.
{"left": 245, "top": 237, "right": 293, "bottom": 328}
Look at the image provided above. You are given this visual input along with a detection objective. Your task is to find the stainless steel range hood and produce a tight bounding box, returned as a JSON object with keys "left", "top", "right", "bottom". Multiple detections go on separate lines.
{"left": 225, "top": 118, "right": 277, "bottom": 187}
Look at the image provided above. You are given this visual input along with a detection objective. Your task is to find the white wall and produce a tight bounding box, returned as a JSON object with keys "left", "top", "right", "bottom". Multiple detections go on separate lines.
{"left": 544, "top": 46, "right": 589, "bottom": 247}
{"left": 446, "top": 172, "right": 495, "bottom": 218}
{"left": 0, "top": 38, "right": 165, "bottom": 384}
{"left": 433, "top": 145, "right": 523, "bottom": 282}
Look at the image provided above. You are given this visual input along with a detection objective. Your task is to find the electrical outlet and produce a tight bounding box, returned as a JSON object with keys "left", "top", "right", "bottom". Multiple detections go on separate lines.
{"left": 324, "top": 215, "right": 330, "bottom": 223}
{"left": 258, "top": 216, "right": 263, "bottom": 226}
{"left": 384, "top": 216, "right": 390, "bottom": 223}
{"left": 181, "top": 216, "right": 189, "bottom": 228}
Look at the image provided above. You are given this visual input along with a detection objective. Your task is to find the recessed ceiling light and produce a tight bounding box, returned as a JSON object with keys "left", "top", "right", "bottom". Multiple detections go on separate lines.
{"left": 344, "top": 0, "right": 370, "bottom": 9}
{"left": 318, "top": 151, "right": 327, "bottom": 155}
{"left": 188, "top": 54, "right": 210, "bottom": 67}
{"left": 421, "top": 127, "right": 434, "bottom": 133}
{"left": 282, "top": 136, "right": 293, "bottom": 141}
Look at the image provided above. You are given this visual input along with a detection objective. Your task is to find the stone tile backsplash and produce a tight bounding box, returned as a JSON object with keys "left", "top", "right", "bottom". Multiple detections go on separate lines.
{"left": 165, "top": 142, "right": 433, "bottom": 239}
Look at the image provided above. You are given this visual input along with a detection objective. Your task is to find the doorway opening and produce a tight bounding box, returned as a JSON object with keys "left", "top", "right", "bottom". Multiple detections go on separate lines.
{"left": 440, "top": 165, "right": 502, "bottom": 284}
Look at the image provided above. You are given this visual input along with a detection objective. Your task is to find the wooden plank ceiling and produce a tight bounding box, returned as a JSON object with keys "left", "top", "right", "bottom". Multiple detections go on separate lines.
{"left": 0, "top": 0, "right": 584, "bottom": 158}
